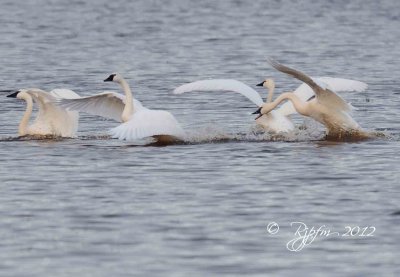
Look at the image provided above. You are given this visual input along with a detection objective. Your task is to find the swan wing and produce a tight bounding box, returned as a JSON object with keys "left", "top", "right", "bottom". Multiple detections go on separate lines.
{"left": 25, "top": 88, "right": 81, "bottom": 103}
{"left": 50, "top": 89, "right": 81, "bottom": 99}
{"left": 110, "top": 109, "right": 185, "bottom": 141}
{"left": 48, "top": 89, "right": 80, "bottom": 136}
{"left": 174, "top": 79, "right": 264, "bottom": 106}
{"left": 256, "top": 111, "right": 295, "bottom": 133}
{"left": 315, "top": 77, "right": 368, "bottom": 92}
{"left": 268, "top": 59, "right": 352, "bottom": 113}
{"left": 22, "top": 89, "right": 79, "bottom": 137}
{"left": 22, "top": 89, "right": 54, "bottom": 102}
{"left": 22, "top": 90, "right": 55, "bottom": 127}
{"left": 55, "top": 92, "right": 144, "bottom": 122}
{"left": 278, "top": 77, "right": 367, "bottom": 116}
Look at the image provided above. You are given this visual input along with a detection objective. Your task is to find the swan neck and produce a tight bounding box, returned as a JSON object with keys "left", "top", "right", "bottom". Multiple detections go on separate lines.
{"left": 119, "top": 78, "right": 134, "bottom": 122}
{"left": 274, "top": 93, "right": 308, "bottom": 115}
{"left": 267, "top": 85, "right": 274, "bottom": 103}
{"left": 19, "top": 96, "right": 33, "bottom": 136}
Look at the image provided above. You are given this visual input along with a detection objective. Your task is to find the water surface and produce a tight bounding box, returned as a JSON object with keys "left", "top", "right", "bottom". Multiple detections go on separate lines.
{"left": 0, "top": 0, "right": 399, "bottom": 276}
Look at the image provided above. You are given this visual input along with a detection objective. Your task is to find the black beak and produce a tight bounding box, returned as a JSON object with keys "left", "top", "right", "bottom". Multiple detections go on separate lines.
{"left": 252, "top": 107, "right": 261, "bottom": 114}
{"left": 256, "top": 81, "right": 264, "bottom": 87}
{"left": 252, "top": 107, "right": 263, "bottom": 120}
{"left": 306, "top": 95, "right": 316, "bottom": 102}
{"left": 7, "top": 91, "right": 20, "bottom": 98}
{"left": 104, "top": 74, "right": 115, "bottom": 82}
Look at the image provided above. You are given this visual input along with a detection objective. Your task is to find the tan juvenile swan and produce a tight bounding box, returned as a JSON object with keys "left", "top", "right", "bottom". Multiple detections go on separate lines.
{"left": 253, "top": 59, "right": 368, "bottom": 139}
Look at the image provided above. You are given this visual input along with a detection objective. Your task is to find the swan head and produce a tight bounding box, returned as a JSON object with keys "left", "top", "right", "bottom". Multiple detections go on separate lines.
{"left": 256, "top": 78, "right": 275, "bottom": 90}
{"left": 104, "top": 73, "right": 122, "bottom": 83}
{"left": 6, "top": 89, "right": 30, "bottom": 100}
{"left": 252, "top": 103, "right": 275, "bottom": 120}
{"left": 7, "top": 88, "right": 47, "bottom": 100}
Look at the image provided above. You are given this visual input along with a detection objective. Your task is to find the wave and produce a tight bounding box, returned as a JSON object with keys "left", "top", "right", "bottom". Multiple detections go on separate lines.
{"left": 182, "top": 124, "right": 326, "bottom": 144}
{"left": 0, "top": 125, "right": 391, "bottom": 145}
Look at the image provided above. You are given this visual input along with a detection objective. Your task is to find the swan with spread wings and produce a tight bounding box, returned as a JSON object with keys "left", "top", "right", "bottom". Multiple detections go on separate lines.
{"left": 56, "top": 73, "right": 185, "bottom": 142}
{"left": 7, "top": 88, "right": 79, "bottom": 137}
{"left": 253, "top": 59, "right": 368, "bottom": 138}
{"left": 174, "top": 75, "right": 367, "bottom": 133}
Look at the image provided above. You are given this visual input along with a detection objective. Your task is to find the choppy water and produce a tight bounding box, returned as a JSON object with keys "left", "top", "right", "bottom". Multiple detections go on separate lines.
{"left": 0, "top": 0, "right": 399, "bottom": 276}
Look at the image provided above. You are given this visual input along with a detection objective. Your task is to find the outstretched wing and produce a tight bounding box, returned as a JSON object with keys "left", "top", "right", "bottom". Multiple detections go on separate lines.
{"left": 109, "top": 109, "right": 185, "bottom": 141}
{"left": 268, "top": 59, "right": 353, "bottom": 113}
{"left": 278, "top": 77, "right": 368, "bottom": 116}
{"left": 317, "top": 77, "right": 368, "bottom": 92}
{"left": 22, "top": 88, "right": 79, "bottom": 137}
{"left": 22, "top": 89, "right": 59, "bottom": 124}
{"left": 173, "top": 79, "right": 264, "bottom": 106}
{"left": 55, "top": 92, "right": 145, "bottom": 122}
{"left": 50, "top": 89, "right": 80, "bottom": 99}
{"left": 23, "top": 88, "right": 55, "bottom": 103}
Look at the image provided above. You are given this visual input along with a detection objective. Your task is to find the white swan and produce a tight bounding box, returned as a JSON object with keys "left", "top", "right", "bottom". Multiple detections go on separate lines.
{"left": 253, "top": 59, "right": 368, "bottom": 139}
{"left": 174, "top": 76, "right": 367, "bottom": 133}
{"left": 57, "top": 73, "right": 185, "bottom": 142}
{"left": 174, "top": 79, "right": 293, "bottom": 132}
{"left": 6, "top": 88, "right": 80, "bottom": 137}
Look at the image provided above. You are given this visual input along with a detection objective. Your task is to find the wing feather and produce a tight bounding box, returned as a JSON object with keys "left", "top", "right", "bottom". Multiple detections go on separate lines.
{"left": 268, "top": 59, "right": 353, "bottom": 114}
{"left": 49, "top": 89, "right": 80, "bottom": 99}
{"left": 110, "top": 109, "right": 185, "bottom": 141}
{"left": 278, "top": 77, "right": 367, "bottom": 116}
{"left": 174, "top": 79, "right": 264, "bottom": 106}
{"left": 55, "top": 92, "right": 144, "bottom": 122}
{"left": 316, "top": 77, "right": 368, "bottom": 92}
{"left": 22, "top": 89, "right": 79, "bottom": 137}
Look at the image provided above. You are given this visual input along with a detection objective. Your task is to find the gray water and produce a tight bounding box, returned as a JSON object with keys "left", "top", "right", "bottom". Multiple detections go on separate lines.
{"left": 0, "top": 0, "right": 399, "bottom": 276}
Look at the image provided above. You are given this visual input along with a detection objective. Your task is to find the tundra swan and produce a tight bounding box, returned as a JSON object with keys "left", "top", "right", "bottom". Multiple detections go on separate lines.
{"left": 6, "top": 89, "right": 79, "bottom": 137}
{"left": 253, "top": 59, "right": 367, "bottom": 139}
{"left": 174, "top": 77, "right": 367, "bottom": 133}
{"left": 57, "top": 73, "right": 185, "bottom": 142}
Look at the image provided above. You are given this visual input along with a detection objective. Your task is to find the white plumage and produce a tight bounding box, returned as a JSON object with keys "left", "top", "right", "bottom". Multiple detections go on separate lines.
{"left": 57, "top": 73, "right": 185, "bottom": 142}
{"left": 109, "top": 109, "right": 185, "bottom": 141}
{"left": 7, "top": 88, "right": 80, "bottom": 137}
{"left": 174, "top": 79, "right": 264, "bottom": 106}
{"left": 58, "top": 91, "right": 143, "bottom": 122}
{"left": 278, "top": 77, "right": 367, "bottom": 116}
{"left": 173, "top": 76, "right": 367, "bottom": 133}
{"left": 255, "top": 59, "right": 368, "bottom": 138}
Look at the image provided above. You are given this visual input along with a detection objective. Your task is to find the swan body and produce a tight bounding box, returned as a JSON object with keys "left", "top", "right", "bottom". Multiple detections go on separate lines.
{"left": 256, "top": 110, "right": 295, "bottom": 133}
{"left": 174, "top": 79, "right": 296, "bottom": 133}
{"left": 174, "top": 77, "right": 367, "bottom": 133}
{"left": 254, "top": 59, "right": 367, "bottom": 138}
{"left": 57, "top": 73, "right": 185, "bottom": 142}
{"left": 7, "top": 88, "right": 80, "bottom": 137}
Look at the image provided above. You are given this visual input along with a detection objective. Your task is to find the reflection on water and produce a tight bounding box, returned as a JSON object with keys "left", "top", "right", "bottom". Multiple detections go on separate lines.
{"left": 0, "top": 0, "right": 399, "bottom": 276}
